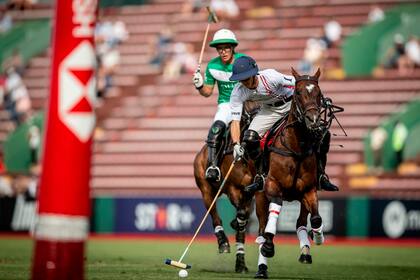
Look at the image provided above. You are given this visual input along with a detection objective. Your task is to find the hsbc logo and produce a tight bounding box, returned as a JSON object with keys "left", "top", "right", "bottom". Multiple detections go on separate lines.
{"left": 58, "top": 41, "right": 96, "bottom": 142}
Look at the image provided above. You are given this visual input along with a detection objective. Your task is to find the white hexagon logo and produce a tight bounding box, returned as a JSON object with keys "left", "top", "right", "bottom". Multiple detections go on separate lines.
{"left": 58, "top": 41, "right": 96, "bottom": 142}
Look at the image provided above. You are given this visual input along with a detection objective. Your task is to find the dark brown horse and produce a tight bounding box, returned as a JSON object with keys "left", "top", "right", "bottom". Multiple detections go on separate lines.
{"left": 260, "top": 68, "right": 330, "bottom": 266}
{"left": 193, "top": 103, "right": 269, "bottom": 273}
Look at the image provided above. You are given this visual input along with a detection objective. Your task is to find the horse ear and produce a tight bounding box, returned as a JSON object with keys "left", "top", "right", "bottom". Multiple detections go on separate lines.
{"left": 291, "top": 67, "right": 299, "bottom": 79}
{"left": 314, "top": 68, "right": 321, "bottom": 80}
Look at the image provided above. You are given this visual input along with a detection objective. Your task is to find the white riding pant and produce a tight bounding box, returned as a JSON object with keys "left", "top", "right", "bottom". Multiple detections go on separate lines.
{"left": 248, "top": 102, "right": 291, "bottom": 137}
{"left": 213, "top": 102, "right": 232, "bottom": 126}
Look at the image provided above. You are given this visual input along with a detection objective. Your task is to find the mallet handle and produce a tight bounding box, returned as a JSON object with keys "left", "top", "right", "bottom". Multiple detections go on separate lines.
{"left": 178, "top": 160, "right": 236, "bottom": 263}
{"left": 197, "top": 22, "right": 210, "bottom": 71}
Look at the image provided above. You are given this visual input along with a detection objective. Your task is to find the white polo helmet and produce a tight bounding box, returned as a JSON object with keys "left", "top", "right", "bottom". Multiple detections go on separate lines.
{"left": 209, "top": 29, "right": 238, "bottom": 48}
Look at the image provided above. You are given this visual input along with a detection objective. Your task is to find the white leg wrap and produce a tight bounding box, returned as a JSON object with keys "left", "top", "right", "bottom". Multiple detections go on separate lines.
{"left": 312, "top": 224, "right": 324, "bottom": 245}
{"left": 214, "top": 225, "right": 224, "bottom": 233}
{"left": 264, "top": 202, "right": 281, "bottom": 235}
{"left": 296, "top": 226, "right": 310, "bottom": 249}
{"left": 235, "top": 242, "right": 245, "bottom": 255}
{"left": 258, "top": 244, "right": 268, "bottom": 266}
{"left": 255, "top": 235, "right": 267, "bottom": 265}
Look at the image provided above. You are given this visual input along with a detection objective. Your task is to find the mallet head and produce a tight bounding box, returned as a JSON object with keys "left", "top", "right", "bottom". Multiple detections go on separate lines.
{"left": 165, "top": 259, "right": 191, "bottom": 269}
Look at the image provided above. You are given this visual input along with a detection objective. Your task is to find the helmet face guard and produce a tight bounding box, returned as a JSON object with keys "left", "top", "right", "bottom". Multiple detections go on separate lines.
{"left": 229, "top": 56, "right": 259, "bottom": 81}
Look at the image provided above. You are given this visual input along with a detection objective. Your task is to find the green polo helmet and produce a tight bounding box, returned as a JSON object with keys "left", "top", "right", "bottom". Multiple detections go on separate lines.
{"left": 209, "top": 29, "right": 238, "bottom": 48}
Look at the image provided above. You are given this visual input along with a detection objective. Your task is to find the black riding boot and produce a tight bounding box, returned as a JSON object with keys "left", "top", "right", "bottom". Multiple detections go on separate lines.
{"left": 205, "top": 121, "right": 225, "bottom": 182}
{"left": 205, "top": 146, "right": 221, "bottom": 182}
{"left": 318, "top": 132, "right": 339, "bottom": 191}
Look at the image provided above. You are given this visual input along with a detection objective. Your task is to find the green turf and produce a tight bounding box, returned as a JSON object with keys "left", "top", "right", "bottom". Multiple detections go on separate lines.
{"left": 0, "top": 237, "right": 419, "bottom": 280}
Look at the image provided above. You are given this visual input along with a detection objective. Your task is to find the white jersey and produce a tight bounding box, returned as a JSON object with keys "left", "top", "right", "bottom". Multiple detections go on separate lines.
{"left": 230, "top": 69, "right": 295, "bottom": 121}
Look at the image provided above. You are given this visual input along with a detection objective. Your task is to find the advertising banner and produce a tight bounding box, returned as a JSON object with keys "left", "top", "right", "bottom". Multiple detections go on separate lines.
{"left": 114, "top": 198, "right": 213, "bottom": 234}
{"left": 370, "top": 199, "right": 420, "bottom": 238}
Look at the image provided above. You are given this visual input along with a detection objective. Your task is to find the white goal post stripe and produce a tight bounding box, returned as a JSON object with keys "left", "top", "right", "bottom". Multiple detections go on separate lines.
{"left": 34, "top": 214, "right": 89, "bottom": 241}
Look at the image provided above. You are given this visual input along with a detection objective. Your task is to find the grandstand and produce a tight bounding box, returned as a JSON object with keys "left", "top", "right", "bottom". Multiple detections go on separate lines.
{"left": 1, "top": 0, "right": 420, "bottom": 200}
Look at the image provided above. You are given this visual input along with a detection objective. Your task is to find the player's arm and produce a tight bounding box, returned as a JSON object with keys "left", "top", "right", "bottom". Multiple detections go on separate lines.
{"left": 230, "top": 87, "right": 243, "bottom": 144}
{"left": 193, "top": 66, "right": 215, "bottom": 97}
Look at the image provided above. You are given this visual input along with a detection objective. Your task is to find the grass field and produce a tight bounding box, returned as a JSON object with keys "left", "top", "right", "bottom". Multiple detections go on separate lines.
{"left": 1, "top": 236, "right": 420, "bottom": 280}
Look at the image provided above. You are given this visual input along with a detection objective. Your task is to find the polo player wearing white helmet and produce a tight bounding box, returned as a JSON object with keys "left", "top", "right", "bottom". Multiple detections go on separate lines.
{"left": 192, "top": 28, "right": 247, "bottom": 182}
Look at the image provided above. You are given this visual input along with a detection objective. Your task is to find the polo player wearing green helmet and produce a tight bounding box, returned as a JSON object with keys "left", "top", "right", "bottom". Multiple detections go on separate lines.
{"left": 192, "top": 28, "right": 246, "bottom": 182}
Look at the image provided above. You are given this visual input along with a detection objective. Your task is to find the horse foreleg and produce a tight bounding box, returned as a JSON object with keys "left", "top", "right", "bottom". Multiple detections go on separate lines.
{"left": 302, "top": 189, "right": 324, "bottom": 245}
{"left": 253, "top": 191, "right": 270, "bottom": 277}
{"left": 261, "top": 177, "right": 282, "bottom": 258}
{"left": 198, "top": 180, "right": 230, "bottom": 253}
{"left": 227, "top": 186, "right": 250, "bottom": 273}
{"left": 296, "top": 203, "right": 312, "bottom": 264}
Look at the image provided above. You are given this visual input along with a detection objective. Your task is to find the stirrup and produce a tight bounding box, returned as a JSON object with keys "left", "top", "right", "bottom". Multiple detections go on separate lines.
{"left": 205, "top": 166, "right": 221, "bottom": 182}
{"left": 244, "top": 174, "right": 265, "bottom": 193}
{"left": 318, "top": 174, "right": 339, "bottom": 191}
{"left": 254, "top": 174, "right": 266, "bottom": 192}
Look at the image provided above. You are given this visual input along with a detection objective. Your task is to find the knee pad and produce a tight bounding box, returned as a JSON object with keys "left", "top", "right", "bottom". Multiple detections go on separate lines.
{"left": 207, "top": 120, "right": 226, "bottom": 148}
{"left": 243, "top": 129, "right": 261, "bottom": 159}
{"left": 310, "top": 215, "right": 322, "bottom": 229}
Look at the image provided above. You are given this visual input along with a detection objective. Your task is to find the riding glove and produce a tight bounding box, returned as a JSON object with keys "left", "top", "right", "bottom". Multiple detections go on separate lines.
{"left": 193, "top": 71, "right": 204, "bottom": 89}
{"left": 233, "top": 143, "right": 244, "bottom": 160}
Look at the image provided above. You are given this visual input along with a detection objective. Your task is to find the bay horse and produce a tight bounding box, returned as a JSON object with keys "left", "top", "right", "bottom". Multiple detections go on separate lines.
{"left": 193, "top": 102, "right": 269, "bottom": 273}
{"left": 260, "top": 68, "right": 332, "bottom": 267}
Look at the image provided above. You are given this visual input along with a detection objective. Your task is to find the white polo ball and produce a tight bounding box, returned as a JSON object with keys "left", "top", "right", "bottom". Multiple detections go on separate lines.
{"left": 178, "top": 269, "right": 188, "bottom": 278}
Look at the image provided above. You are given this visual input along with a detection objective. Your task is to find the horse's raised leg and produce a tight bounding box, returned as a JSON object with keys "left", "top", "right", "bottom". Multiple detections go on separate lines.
{"left": 261, "top": 177, "right": 282, "bottom": 258}
{"left": 296, "top": 203, "right": 312, "bottom": 264}
{"left": 302, "top": 189, "right": 325, "bottom": 245}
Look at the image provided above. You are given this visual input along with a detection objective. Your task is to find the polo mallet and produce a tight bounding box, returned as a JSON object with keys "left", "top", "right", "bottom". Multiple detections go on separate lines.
{"left": 165, "top": 159, "right": 237, "bottom": 270}
{"left": 197, "top": 6, "right": 219, "bottom": 73}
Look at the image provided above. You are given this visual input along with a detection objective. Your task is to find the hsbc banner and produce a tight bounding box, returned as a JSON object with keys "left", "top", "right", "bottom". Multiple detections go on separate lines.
{"left": 114, "top": 198, "right": 213, "bottom": 234}
{"left": 370, "top": 199, "right": 420, "bottom": 238}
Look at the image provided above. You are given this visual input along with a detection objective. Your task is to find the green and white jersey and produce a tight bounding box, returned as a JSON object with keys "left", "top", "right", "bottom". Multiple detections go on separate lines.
{"left": 204, "top": 53, "right": 246, "bottom": 104}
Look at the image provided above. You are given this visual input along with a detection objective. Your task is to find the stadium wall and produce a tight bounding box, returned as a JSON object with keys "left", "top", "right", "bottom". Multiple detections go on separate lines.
{"left": 1, "top": 196, "right": 420, "bottom": 239}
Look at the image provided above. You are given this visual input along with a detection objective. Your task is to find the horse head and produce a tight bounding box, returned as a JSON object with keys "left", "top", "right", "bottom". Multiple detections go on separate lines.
{"left": 291, "top": 68, "right": 323, "bottom": 135}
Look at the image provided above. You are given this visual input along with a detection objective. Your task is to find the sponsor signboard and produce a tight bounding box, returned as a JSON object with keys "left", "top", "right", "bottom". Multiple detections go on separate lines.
{"left": 114, "top": 198, "right": 213, "bottom": 234}
{"left": 370, "top": 199, "right": 420, "bottom": 238}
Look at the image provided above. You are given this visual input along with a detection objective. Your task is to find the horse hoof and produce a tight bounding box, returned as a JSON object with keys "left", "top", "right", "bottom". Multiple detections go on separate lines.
{"left": 254, "top": 264, "right": 268, "bottom": 279}
{"left": 218, "top": 242, "right": 230, "bottom": 254}
{"left": 308, "top": 230, "right": 324, "bottom": 245}
{"left": 235, "top": 254, "right": 248, "bottom": 273}
{"left": 298, "top": 254, "right": 312, "bottom": 264}
{"left": 261, "top": 241, "right": 275, "bottom": 258}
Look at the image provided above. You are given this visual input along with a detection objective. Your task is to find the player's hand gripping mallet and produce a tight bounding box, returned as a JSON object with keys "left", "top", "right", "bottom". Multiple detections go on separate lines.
{"left": 165, "top": 159, "right": 237, "bottom": 270}
{"left": 196, "top": 6, "right": 219, "bottom": 73}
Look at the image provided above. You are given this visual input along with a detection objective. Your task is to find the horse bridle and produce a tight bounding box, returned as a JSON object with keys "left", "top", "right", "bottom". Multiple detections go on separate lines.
{"left": 293, "top": 75, "right": 321, "bottom": 124}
